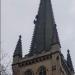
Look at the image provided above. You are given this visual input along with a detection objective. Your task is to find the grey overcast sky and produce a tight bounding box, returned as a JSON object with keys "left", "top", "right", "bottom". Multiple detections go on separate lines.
{"left": 1, "top": 0, "right": 75, "bottom": 74}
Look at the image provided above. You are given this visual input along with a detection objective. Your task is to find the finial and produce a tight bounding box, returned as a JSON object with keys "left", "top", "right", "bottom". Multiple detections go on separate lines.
{"left": 19, "top": 35, "right": 22, "bottom": 39}
{"left": 67, "top": 49, "right": 70, "bottom": 54}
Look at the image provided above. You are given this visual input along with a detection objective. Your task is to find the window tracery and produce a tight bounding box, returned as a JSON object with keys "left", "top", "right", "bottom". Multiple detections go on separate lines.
{"left": 39, "top": 66, "right": 46, "bottom": 75}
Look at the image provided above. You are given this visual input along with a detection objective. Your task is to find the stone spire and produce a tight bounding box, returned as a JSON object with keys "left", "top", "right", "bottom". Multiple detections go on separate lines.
{"left": 29, "top": 0, "right": 60, "bottom": 56}
{"left": 13, "top": 35, "right": 22, "bottom": 58}
{"left": 67, "top": 50, "right": 74, "bottom": 72}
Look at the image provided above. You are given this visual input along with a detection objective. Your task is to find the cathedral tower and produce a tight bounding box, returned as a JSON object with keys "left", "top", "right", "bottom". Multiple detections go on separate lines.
{"left": 12, "top": 0, "right": 74, "bottom": 75}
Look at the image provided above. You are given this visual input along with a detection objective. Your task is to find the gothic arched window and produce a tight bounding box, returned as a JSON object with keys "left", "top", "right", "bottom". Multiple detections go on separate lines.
{"left": 39, "top": 66, "right": 46, "bottom": 75}
{"left": 25, "top": 69, "right": 33, "bottom": 75}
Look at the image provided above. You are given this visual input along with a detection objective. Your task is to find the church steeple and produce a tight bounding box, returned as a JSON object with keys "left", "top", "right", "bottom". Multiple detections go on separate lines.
{"left": 13, "top": 35, "right": 22, "bottom": 58}
{"left": 67, "top": 50, "right": 74, "bottom": 72}
{"left": 29, "top": 0, "right": 60, "bottom": 56}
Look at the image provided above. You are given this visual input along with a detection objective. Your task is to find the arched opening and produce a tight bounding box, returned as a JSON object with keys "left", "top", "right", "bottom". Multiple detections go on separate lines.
{"left": 25, "top": 69, "right": 34, "bottom": 75}
{"left": 39, "top": 66, "right": 46, "bottom": 75}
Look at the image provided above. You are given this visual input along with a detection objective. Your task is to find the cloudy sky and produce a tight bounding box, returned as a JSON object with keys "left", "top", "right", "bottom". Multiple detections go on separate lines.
{"left": 1, "top": 0, "right": 75, "bottom": 74}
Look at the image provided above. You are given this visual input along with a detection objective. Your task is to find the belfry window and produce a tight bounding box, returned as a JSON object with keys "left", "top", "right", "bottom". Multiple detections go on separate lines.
{"left": 39, "top": 66, "right": 46, "bottom": 75}
{"left": 25, "top": 69, "right": 33, "bottom": 75}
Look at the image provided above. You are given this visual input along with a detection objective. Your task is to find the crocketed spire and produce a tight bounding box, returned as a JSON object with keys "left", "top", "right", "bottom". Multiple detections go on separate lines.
{"left": 29, "top": 0, "right": 60, "bottom": 56}
{"left": 13, "top": 35, "right": 22, "bottom": 58}
{"left": 67, "top": 50, "right": 74, "bottom": 72}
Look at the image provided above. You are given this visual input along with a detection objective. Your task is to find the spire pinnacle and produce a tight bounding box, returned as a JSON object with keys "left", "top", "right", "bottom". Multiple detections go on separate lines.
{"left": 67, "top": 49, "right": 70, "bottom": 54}
{"left": 19, "top": 35, "right": 21, "bottom": 39}
{"left": 13, "top": 35, "right": 22, "bottom": 58}
{"left": 67, "top": 49, "right": 74, "bottom": 72}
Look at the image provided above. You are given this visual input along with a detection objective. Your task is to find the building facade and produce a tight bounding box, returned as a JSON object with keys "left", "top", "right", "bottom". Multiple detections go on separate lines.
{"left": 12, "top": 0, "right": 74, "bottom": 75}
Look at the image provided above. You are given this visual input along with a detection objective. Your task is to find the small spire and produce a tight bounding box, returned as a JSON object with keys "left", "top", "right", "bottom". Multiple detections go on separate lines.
{"left": 67, "top": 49, "right": 74, "bottom": 72}
{"left": 13, "top": 35, "right": 22, "bottom": 58}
